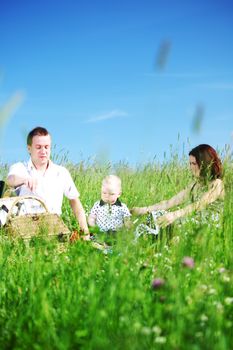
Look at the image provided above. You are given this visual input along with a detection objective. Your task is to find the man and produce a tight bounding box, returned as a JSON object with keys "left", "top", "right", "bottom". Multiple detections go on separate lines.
{"left": 7, "top": 126, "right": 90, "bottom": 238}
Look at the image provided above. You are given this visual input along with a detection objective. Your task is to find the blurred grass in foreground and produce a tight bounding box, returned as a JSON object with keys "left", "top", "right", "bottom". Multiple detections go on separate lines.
{"left": 0, "top": 151, "right": 233, "bottom": 350}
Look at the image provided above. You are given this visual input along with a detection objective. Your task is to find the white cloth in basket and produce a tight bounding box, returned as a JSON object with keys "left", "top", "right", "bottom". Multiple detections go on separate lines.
{"left": 0, "top": 197, "right": 46, "bottom": 227}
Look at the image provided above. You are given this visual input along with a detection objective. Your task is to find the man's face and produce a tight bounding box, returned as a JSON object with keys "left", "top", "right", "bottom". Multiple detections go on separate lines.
{"left": 27, "top": 134, "right": 51, "bottom": 168}
{"left": 101, "top": 185, "right": 121, "bottom": 205}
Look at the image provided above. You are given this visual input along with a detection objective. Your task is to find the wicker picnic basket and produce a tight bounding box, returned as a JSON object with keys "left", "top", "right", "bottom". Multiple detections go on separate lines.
{"left": 5, "top": 196, "right": 70, "bottom": 240}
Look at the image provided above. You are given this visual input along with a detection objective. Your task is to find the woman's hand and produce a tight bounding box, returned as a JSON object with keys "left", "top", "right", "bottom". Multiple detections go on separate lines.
{"left": 130, "top": 207, "right": 148, "bottom": 215}
{"left": 157, "top": 212, "right": 177, "bottom": 228}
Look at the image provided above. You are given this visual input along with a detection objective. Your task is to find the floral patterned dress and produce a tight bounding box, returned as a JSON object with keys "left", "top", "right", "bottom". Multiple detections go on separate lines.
{"left": 185, "top": 181, "right": 224, "bottom": 227}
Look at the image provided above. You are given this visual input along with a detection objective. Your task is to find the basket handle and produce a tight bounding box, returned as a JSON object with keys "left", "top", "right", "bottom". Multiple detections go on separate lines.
{"left": 6, "top": 195, "right": 49, "bottom": 220}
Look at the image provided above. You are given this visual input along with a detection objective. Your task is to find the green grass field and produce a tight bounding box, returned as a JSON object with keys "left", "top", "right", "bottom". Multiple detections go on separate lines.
{"left": 0, "top": 157, "right": 233, "bottom": 349}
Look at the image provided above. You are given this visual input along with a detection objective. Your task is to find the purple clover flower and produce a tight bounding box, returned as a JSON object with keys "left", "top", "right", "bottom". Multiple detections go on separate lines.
{"left": 182, "top": 256, "right": 195, "bottom": 269}
{"left": 151, "top": 278, "right": 165, "bottom": 290}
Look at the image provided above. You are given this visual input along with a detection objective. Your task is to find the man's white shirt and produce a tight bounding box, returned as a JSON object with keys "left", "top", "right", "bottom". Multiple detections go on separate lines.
{"left": 8, "top": 159, "right": 80, "bottom": 215}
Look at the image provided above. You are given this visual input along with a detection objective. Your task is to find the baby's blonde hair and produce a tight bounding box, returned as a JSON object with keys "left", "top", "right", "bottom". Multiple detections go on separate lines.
{"left": 102, "top": 175, "right": 122, "bottom": 192}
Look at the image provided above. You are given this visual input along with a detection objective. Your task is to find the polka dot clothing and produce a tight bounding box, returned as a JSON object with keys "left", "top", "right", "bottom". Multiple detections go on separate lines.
{"left": 89, "top": 199, "right": 131, "bottom": 232}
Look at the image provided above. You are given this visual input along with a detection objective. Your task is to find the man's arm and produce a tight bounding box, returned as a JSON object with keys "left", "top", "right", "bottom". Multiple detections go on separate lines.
{"left": 7, "top": 174, "right": 38, "bottom": 192}
{"left": 7, "top": 174, "right": 25, "bottom": 187}
{"left": 69, "top": 198, "right": 90, "bottom": 238}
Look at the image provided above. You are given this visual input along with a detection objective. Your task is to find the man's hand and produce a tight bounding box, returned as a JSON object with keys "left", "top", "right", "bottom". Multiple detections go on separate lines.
{"left": 24, "top": 177, "right": 38, "bottom": 193}
{"left": 82, "top": 234, "right": 91, "bottom": 241}
{"left": 70, "top": 230, "right": 80, "bottom": 242}
{"left": 70, "top": 231, "right": 91, "bottom": 242}
{"left": 7, "top": 174, "right": 38, "bottom": 193}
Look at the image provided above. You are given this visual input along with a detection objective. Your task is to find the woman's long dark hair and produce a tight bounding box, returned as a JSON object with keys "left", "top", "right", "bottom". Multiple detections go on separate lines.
{"left": 189, "top": 144, "right": 223, "bottom": 180}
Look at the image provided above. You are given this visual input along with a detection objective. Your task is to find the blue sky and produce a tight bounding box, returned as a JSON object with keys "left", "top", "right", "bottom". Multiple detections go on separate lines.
{"left": 1, "top": 0, "right": 233, "bottom": 166}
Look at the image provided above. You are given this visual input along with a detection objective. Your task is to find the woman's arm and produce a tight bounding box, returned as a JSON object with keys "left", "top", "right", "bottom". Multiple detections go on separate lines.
{"left": 131, "top": 186, "right": 191, "bottom": 215}
{"left": 157, "top": 179, "right": 224, "bottom": 227}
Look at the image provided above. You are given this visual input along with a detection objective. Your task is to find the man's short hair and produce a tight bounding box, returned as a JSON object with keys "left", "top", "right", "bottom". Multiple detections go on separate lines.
{"left": 27, "top": 127, "right": 50, "bottom": 145}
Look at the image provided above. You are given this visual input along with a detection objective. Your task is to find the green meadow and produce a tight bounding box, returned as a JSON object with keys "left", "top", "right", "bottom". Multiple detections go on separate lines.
{"left": 0, "top": 155, "right": 233, "bottom": 350}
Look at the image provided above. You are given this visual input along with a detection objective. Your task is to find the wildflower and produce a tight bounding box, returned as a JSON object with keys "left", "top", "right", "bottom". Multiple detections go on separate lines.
{"left": 164, "top": 257, "right": 172, "bottom": 263}
{"left": 185, "top": 295, "right": 193, "bottom": 305}
{"left": 195, "top": 332, "right": 203, "bottom": 338}
{"left": 139, "top": 262, "right": 149, "bottom": 271}
{"left": 200, "top": 314, "right": 208, "bottom": 322}
{"left": 218, "top": 267, "right": 226, "bottom": 274}
{"left": 222, "top": 275, "right": 230, "bottom": 282}
{"left": 208, "top": 288, "right": 217, "bottom": 295}
{"left": 213, "top": 301, "right": 223, "bottom": 311}
{"left": 133, "top": 322, "right": 141, "bottom": 331}
{"left": 119, "top": 316, "right": 126, "bottom": 324}
{"left": 141, "top": 327, "right": 151, "bottom": 335}
{"left": 224, "top": 297, "right": 233, "bottom": 305}
{"left": 154, "top": 336, "right": 166, "bottom": 344}
{"left": 172, "top": 235, "right": 180, "bottom": 244}
{"left": 164, "top": 264, "right": 172, "bottom": 271}
{"left": 151, "top": 278, "right": 165, "bottom": 290}
{"left": 200, "top": 284, "right": 208, "bottom": 291}
{"left": 152, "top": 326, "right": 162, "bottom": 335}
{"left": 182, "top": 256, "right": 195, "bottom": 269}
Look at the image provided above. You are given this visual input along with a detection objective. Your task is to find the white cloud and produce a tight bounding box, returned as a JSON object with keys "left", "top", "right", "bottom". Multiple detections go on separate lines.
{"left": 85, "top": 109, "right": 128, "bottom": 123}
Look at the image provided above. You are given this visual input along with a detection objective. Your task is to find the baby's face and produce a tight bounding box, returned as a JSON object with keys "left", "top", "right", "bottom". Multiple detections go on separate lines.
{"left": 101, "top": 185, "right": 121, "bottom": 205}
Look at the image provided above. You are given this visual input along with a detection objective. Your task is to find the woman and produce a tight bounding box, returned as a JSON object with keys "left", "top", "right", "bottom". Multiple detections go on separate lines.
{"left": 131, "top": 144, "right": 224, "bottom": 228}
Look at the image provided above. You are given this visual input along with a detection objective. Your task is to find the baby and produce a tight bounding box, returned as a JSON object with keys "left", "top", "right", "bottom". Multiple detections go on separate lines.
{"left": 88, "top": 175, "right": 131, "bottom": 233}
